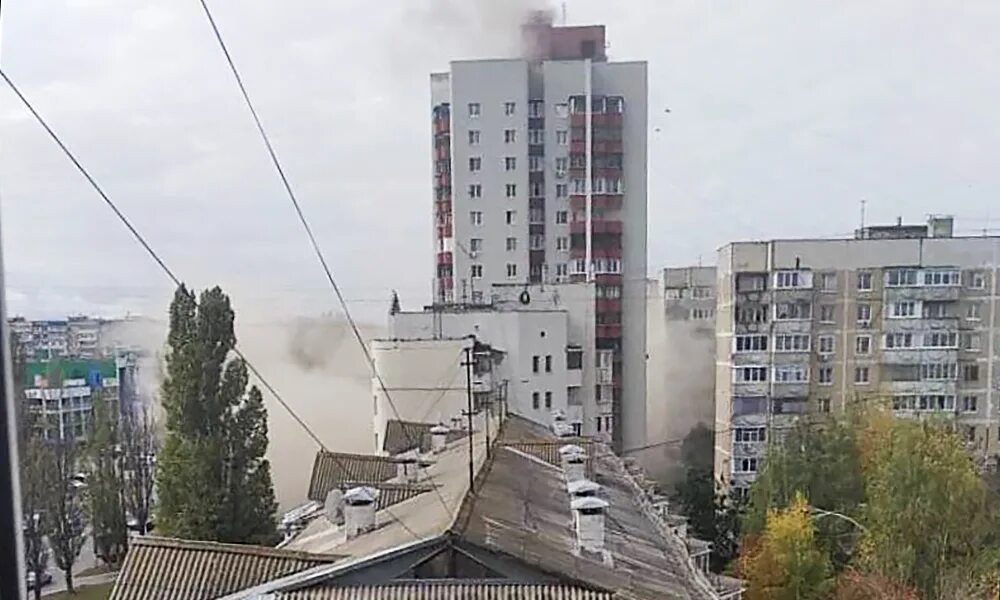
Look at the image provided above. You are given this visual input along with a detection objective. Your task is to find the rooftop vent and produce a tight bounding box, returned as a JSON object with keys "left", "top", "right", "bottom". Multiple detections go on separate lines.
{"left": 571, "top": 496, "right": 609, "bottom": 554}
{"left": 343, "top": 486, "right": 379, "bottom": 539}
{"left": 430, "top": 424, "right": 450, "bottom": 454}
{"left": 567, "top": 478, "right": 600, "bottom": 498}
{"left": 559, "top": 444, "right": 587, "bottom": 482}
{"left": 396, "top": 455, "right": 420, "bottom": 483}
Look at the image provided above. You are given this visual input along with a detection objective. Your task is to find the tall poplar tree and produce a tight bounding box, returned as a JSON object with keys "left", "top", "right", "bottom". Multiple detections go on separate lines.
{"left": 155, "top": 285, "right": 277, "bottom": 544}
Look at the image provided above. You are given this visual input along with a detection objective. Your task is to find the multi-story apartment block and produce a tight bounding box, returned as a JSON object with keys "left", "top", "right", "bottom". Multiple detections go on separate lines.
{"left": 9, "top": 316, "right": 106, "bottom": 359}
{"left": 715, "top": 217, "right": 1000, "bottom": 494}
{"left": 429, "top": 14, "right": 647, "bottom": 452}
{"left": 645, "top": 267, "right": 717, "bottom": 482}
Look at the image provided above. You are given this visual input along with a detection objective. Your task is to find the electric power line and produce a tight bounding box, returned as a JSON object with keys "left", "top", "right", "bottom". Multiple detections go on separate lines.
{"left": 194, "top": 0, "right": 458, "bottom": 516}
{"left": 0, "top": 67, "right": 428, "bottom": 541}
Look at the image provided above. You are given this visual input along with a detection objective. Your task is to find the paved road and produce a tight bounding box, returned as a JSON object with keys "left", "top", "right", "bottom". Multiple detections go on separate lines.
{"left": 37, "top": 533, "right": 98, "bottom": 595}
{"left": 42, "top": 572, "right": 116, "bottom": 597}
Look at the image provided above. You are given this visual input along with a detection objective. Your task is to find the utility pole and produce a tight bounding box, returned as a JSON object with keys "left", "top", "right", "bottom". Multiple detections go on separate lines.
{"left": 462, "top": 343, "right": 475, "bottom": 492}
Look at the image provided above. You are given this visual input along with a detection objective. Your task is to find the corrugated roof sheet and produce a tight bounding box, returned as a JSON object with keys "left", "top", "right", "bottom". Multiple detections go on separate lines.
{"left": 383, "top": 420, "right": 469, "bottom": 456}
{"left": 109, "top": 536, "right": 340, "bottom": 600}
{"left": 308, "top": 452, "right": 400, "bottom": 501}
{"left": 277, "top": 583, "right": 612, "bottom": 599}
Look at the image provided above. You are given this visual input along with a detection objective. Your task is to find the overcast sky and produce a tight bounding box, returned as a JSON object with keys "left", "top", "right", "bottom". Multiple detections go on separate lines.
{"left": 2, "top": 0, "right": 1000, "bottom": 322}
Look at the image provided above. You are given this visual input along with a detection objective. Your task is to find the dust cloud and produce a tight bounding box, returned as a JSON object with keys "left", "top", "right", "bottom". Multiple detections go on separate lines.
{"left": 107, "top": 314, "right": 382, "bottom": 512}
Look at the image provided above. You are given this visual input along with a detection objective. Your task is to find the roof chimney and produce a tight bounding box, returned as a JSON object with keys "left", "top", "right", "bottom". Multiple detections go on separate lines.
{"left": 343, "top": 486, "right": 379, "bottom": 538}
{"left": 571, "top": 497, "right": 609, "bottom": 554}
{"left": 559, "top": 444, "right": 587, "bottom": 482}
{"left": 396, "top": 456, "right": 420, "bottom": 483}
{"left": 323, "top": 489, "right": 344, "bottom": 524}
{"left": 430, "top": 424, "right": 450, "bottom": 454}
{"left": 567, "top": 478, "right": 600, "bottom": 499}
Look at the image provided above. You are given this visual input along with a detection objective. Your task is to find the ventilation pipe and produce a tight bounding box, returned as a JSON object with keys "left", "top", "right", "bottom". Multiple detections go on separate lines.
{"left": 571, "top": 497, "right": 609, "bottom": 553}
{"left": 430, "top": 424, "right": 450, "bottom": 454}
{"left": 323, "top": 489, "right": 344, "bottom": 524}
{"left": 343, "top": 486, "right": 379, "bottom": 538}
{"left": 396, "top": 456, "right": 419, "bottom": 483}
{"left": 566, "top": 478, "right": 600, "bottom": 499}
{"left": 559, "top": 444, "right": 587, "bottom": 483}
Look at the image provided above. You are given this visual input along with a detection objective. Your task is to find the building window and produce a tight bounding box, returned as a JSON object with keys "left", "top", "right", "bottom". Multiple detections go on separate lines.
{"left": 571, "top": 178, "right": 586, "bottom": 194}
{"left": 469, "top": 238, "right": 482, "bottom": 252}
{"left": 469, "top": 102, "right": 481, "bottom": 117}
{"left": 556, "top": 130, "right": 568, "bottom": 145}
{"left": 504, "top": 184, "right": 518, "bottom": 199}
{"left": 468, "top": 130, "right": 480, "bottom": 145}
{"left": 923, "top": 302, "right": 948, "bottom": 318}
{"left": 969, "top": 271, "right": 987, "bottom": 289}
{"left": 819, "top": 398, "right": 831, "bottom": 413}
{"left": 923, "top": 331, "right": 958, "bottom": 348}
{"left": 691, "top": 286, "right": 712, "bottom": 299}
{"left": 545, "top": 355, "right": 552, "bottom": 372}
{"left": 555, "top": 157, "right": 569, "bottom": 173}
{"left": 505, "top": 157, "right": 517, "bottom": 171}
{"left": 821, "top": 273, "right": 837, "bottom": 290}
{"left": 544, "top": 391, "right": 552, "bottom": 408}
{"left": 504, "top": 101, "right": 516, "bottom": 115}
{"left": 963, "top": 395, "right": 979, "bottom": 413}
{"left": 924, "top": 270, "right": 960, "bottom": 286}
{"left": 532, "top": 391, "right": 539, "bottom": 409}
{"left": 736, "top": 273, "right": 767, "bottom": 291}
{"left": 529, "top": 100, "right": 543, "bottom": 117}
{"left": 690, "top": 308, "right": 715, "bottom": 320}
{"left": 889, "top": 301, "right": 918, "bottom": 318}
{"left": 774, "top": 365, "right": 809, "bottom": 383}
{"left": 468, "top": 184, "right": 482, "bottom": 199}
{"left": 735, "top": 366, "right": 768, "bottom": 383}
{"left": 819, "top": 304, "right": 835, "bottom": 323}
{"left": 886, "top": 269, "right": 918, "bottom": 287}
{"left": 556, "top": 210, "right": 568, "bottom": 224}
{"left": 736, "top": 305, "right": 768, "bottom": 324}
{"left": 529, "top": 181, "right": 544, "bottom": 197}
{"left": 963, "top": 363, "right": 980, "bottom": 382}
{"left": 504, "top": 129, "right": 516, "bottom": 143}
{"left": 855, "top": 335, "right": 872, "bottom": 355}
{"left": 774, "top": 334, "right": 810, "bottom": 352}
{"left": 556, "top": 263, "right": 568, "bottom": 277}
{"left": 506, "top": 210, "right": 516, "bottom": 225}
{"left": 528, "top": 129, "right": 543, "bottom": 144}
{"left": 818, "top": 335, "right": 834, "bottom": 355}
{"left": 884, "top": 333, "right": 914, "bottom": 349}
{"left": 735, "top": 458, "right": 759, "bottom": 473}
{"left": 734, "top": 428, "right": 767, "bottom": 443}
{"left": 469, "top": 156, "right": 481, "bottom": 172}
{"left": 470, "top": 264, "right": 483, "bottom": 278}
{"left": 963, "top": 333, "right": 982, "bottom": 351}
{"left": 506, "top": 237, "right": 517, "bottom": 251}
{"left": 529, "top": 156, "right": 543, "bottom": 173}
{"left": 556, "top": 237, "right": 568, "bottom": 251}
{"left": 966, "top": 302, "right": 982, "bottom": 321}
{"left": 857, "top": 272, "right": 873, "bottom": 291}
{"left": 529, "top": 233, "right": 544, "bottom": 249}
{"left": 857, "top": 304, "right": 872, "bottom": 323}
{"left": 470, "top": 211, "right": 483, "bottom": 226}
{"left": 554, "top": 103, "right": 569, "bottom": 118}
{"left": 854, "top": 366, "right": 870, "bottom": 384}
{"left": 556, "top": 183, "right": 568, "bottom": 198}
{"left": 920, "top": 362, "right": 957, "bottom": 380}
{"left": 774, "top": 301, "right": 811, "bottom": 320}
{"left": 734, "top": 335, "right": 768, "bottom": 353}
{"left": 774, "top": 270, "right": 811, "bottom": 289}
{"left": 532, "top": 355, "right": 540, "bottom": 373}
{"left": 506, "top": 263, "right": 517, "bottom": 278}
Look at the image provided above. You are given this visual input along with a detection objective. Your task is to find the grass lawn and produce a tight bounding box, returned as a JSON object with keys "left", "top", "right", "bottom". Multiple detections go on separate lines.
{"left": 45, "top": 582, "right": 114, "bottom": 600}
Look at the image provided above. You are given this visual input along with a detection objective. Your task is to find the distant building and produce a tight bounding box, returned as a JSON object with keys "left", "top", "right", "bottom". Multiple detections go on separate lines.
{"left": 21, "top": 358, "right": 121, "bottom": 440}
{"left": 644, "top": 267, "right": 717, "bottom": 482}
{"left": 429, "top": 14, "right": 648, "bottom": 453}
{"left": 9, "top": 316, "right": 109, "bottom": 360}
{"left": 715, "top": 216, "right": 1000, "bottom": 494}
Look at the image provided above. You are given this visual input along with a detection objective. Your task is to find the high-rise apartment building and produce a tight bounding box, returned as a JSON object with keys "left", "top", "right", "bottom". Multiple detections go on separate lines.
{"left": 429, "top": 15, "right": 647, "bottom": 451}
{"left": 714, "top": 217, "right": 1000, "bottom": 495}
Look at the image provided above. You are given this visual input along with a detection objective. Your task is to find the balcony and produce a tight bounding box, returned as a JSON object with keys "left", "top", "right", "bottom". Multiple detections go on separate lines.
{"left": 569, "top": 219, "right": 623, "bottom": 235}
{"left": 566, "top": 368, "right": 583, "bottom": 388}
{"left": 885, "top": 286, "right": 961, "bottom": 303}
{"left": 593, "top": 140, "right": 623, "bottom": 154}
{"left": 436, "top": 251, "right": 453, "bottom": 266}
{"left": 432, "top": 119, "right": 450, "bottom": 135}
{"left": 435, "top": 173, "right": 450, "bottom": 188}
{"left": 596, "top": 324, "right": 622, "bottom": 339}
{"left": 595, "top": 273, "right": 623, "bottom": 285}
{"left": 570, "top": 195, "right": 623, "bottom": 211}
{"left": 570, "top": 113, "right": 588, "bottom": 127}
{"left": 886, "top": 380, "right": 957, "bottom": 395}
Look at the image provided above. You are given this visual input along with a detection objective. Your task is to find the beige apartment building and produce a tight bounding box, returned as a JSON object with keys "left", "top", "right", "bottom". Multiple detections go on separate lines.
{"left": 714, "top": 217, "right": 1000, "bottom": 494}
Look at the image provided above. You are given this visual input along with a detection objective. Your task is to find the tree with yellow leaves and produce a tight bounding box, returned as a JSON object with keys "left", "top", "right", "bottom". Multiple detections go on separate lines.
{"left": 738, "top": 493, "right": 832, "bottom": 600}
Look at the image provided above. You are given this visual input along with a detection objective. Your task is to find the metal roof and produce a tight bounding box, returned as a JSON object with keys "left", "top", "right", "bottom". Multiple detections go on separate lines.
{"left": 273, "top": 583, "right": 613, "bottom": 599}
{"left": 109, "top": 536, "right": 340, "bottom": 600}
{"left": 308, "top": 452, "right": 400, "bottom": 501}
{"left": 383, "top": 419, "right": 468, "bottom": 456}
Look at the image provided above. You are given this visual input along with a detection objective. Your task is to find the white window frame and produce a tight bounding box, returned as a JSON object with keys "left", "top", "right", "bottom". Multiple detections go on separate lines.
{"left": 505, "top": 237, "right": 517, "bottom": 251}
{"left": 556, "top": 183, "right": 568, "bottom": 198}
{"left": 504, "top": 129, "right": 516, "bottom": 143}
{"left": 969, "top": 271, "right": 987, "bottom": 289}
{"left": 774, "top": 270, "right": 812, "bottom": 289}
{"left": 819, "top": 304, "right": 836, "bottom": 323}
{"left": 966, "top": 302, "right": 982, "bottom": 321}
{"left": 855, "top": 335, "right": 872, "bottom": 355}
{"left": 468, "top": 102, "right": 481, "bottom": 117}
{"left": 886, "top": 269, "right": 919, "bottom": 287}
{"left": 556, "top": 237, "right": 568, "bottom": 251}
{"left": 468, "top": 184, "right": 482, "bottom": 199}
{"left": 469, "top": 156, "right": 482, "bottom": 172}
{"left": 774, "top": 334, "right": 811, "bottom": 353}
{"left": 888, "top": 301, "right": 919, "bottom": 319}
{"left": 506, "top": 184, "right": 517, "bottom": 198}
{"left": 857, "top": 304, "right": 872, "bottom": 323}
{"left": 555, "top": 210, "right": 568, "bottom": 224}
{"left": 470, "top": 211, "right": 483, "bottom": 226}
{"left": 854, "top": 366, "right": 871, "bottom": 384}
{"left": 884, "top": 332, "right": 914, "bottom": 349}
{"left": 506, "top": 263, "right": 517, "bottom": 279}
{"left": 817, "top": 335, "right": 835, "bottom": 355}
{"left": 504, "top": 101, "right": 516, "bottom": 115}
{"left": 505, "top": 210, "right": 516, "bottom": 225}
{"left": 734, "top": 335, "right": 768, "bottom": 353}
{"left": 923, "top": 331, "right": 958, "bottom": 349}
{"left": 505, "top": 156, "right": 517, "bottom": 171}
{"left": 817, "top": 366, "right": 833, "bottom": 385}
{"left": 773, "top": 365, "right": 809, "bottom": 383}
{"left": 468, "top": 130, "right": 480, "bottom": 145}
{"left": 470, "top": 264, "right": 483, "bottom": 278}
{"left": 857, "top": 272, "right": 873, "bottom": 291}
{"left": 734, "top": 366, "right": 768, "bottom": 383}
{"left": 556, "top": 130, "right": 568, "bottom": 145}
{"left": 923, "top": 269, "right": 960, "bottom": 286}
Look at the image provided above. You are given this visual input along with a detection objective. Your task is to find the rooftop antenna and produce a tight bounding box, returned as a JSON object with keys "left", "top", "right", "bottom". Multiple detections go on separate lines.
{"left": 859, "top": 199, "right": 866, "bottom": 231}
{"left": 561, "top": 1, "right": 567, "bottom": 25}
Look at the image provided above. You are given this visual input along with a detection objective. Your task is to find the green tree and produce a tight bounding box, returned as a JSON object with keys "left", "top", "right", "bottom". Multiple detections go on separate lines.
{"left": 745, "top": 415, "right": 864, "bottom": 568}
{"left": 86, "top": 397, "right": 128, "bottom": 566}
{"left": 739, "top": 493, "right": 832, "bottom": 600}
{"left": 856, "top": 419, "right": 989, "bottom": 598}
{"left": 156, "top": 285, "right": 278, "bottom": 544}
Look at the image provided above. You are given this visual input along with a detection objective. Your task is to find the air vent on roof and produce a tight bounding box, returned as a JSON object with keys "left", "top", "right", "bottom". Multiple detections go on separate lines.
{"left": 343, "top": 486, "right": 379, "bottom": 538}
{"left": 430, "top": 424, "right": 450, "bottom": 454}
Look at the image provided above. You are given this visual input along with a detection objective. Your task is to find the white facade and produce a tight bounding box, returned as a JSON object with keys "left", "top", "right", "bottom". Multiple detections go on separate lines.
{"left": 430, "top": 18, "right": 647, "bottom": 452}
{"left": 372, "top": 282, "right": 617, "bottom": 443}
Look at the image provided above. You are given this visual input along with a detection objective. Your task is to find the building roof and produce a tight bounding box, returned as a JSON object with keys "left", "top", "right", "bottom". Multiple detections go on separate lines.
{"left": 109, "top": 536, "right": 341, "bottom": 600}
{"left": 275, "top": 583, "right": 612, "bottom": 599}
{"left": 308, "top": 452, "right": 401, "bottom": 501}
{"left": 382, "top": 419, "right": 468, "bottom": 456}
{"left": 23, "top": 358, "right": 117, "bottom": 386}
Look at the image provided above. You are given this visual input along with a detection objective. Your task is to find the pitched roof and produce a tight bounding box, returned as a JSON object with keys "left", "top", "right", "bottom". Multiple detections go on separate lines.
{"left": 382, "top": 419, "right": 468, "bottom": 456}
{"left": 276, "top": 583, "right": 612, "bottom": 599}
{"left": 109, "top": 536, "right": 340, "bottom": 600}
{"left": 308, "top": 452, "right": 400, "bottom": 501}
